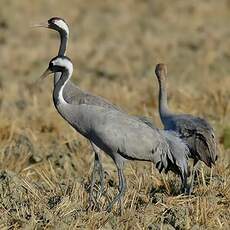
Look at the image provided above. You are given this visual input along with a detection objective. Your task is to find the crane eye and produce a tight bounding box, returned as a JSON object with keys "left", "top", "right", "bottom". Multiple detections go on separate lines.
{"left": 48, "top": 18, "right": 56, "bottom": 24}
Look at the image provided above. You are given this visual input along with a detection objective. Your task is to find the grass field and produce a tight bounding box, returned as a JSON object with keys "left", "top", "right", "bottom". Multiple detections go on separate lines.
{"left": 0, "top": 0, "right": 229, "bottom": 229}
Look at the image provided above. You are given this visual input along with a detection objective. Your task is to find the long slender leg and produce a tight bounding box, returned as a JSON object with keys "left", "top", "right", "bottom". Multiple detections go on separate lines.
{"left": 180, "top": 172, "right": 188, "bottom": 194}
{"left": 116, "top": 169, "right": 124, "bottom": 215}
{"left": 117, "top": 177, "right": 124, "bottom": 216}
{"left": 91, "top": 143, "right": 105, "bottom": 198}
{"left": 106, "top": 158, "right": 126, "bottom": 212}
{"left": 87, "top": 143, "right": 104, "bottom": 210}
{"left": 88, "top": 152, "right": 100, "bottom": 210}
{"left": 188, "top": 160, "right": 200, "bottom": 195}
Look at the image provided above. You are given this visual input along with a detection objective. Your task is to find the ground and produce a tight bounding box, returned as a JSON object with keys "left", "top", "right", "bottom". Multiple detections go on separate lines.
{"left": 0, "top": 0, "right": 229, "bottom": 229}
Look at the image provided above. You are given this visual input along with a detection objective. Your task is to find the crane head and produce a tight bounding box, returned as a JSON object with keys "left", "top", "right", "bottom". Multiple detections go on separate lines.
{"left": 40, "top": 56, "right": 73, "bottom": 80}
{"left": 155, "top": 63, "right": 167, "bottom": 80}
{"left": 33, "top": 17, "right": 69, "bottom": 36}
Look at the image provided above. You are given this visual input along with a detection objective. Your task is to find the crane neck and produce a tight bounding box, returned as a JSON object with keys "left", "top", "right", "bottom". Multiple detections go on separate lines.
{"left": 54, "top": 32, "right": 68, "bottom": 85}
{"left": 158, "top": 77, "right": 172, "bottom": 121}
{"left": 52, "top": 68, "right": 86, "bottom": 136}
{"left": 58, "top": 32, "right": 68, "bottom": 56}
{"left": 53, "top": 69, "right": 72, "bottom": 108}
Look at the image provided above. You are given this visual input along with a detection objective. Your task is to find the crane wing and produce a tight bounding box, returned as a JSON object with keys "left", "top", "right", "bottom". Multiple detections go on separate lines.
{"left": 169, "top": 115, "right": 217, "bottom": 166}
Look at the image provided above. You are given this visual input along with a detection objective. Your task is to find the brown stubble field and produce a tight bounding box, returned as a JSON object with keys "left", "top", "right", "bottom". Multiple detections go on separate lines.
{"left": 0, "top": 0, "right": 229, "bottom": 229}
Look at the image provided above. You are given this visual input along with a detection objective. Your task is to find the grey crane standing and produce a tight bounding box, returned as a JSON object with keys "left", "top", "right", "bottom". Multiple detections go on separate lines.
{"left": 34, "top": 17, "right": 161, "bottom": 205}
{"left": 155, "top": 63, "right": 217, "bottom": 194}
{"left": 34, "top": 17, "right": 123, "bottom": 205}
{"left": 34, "top": 17, "right": 190, "bottom": 205}
{"left": 40, "top": 56, "right": 190, "bottom": 211}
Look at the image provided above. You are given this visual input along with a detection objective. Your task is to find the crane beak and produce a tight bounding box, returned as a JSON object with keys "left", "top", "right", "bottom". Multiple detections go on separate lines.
{"left": 32, "top": 22, "right": 49, "bottom": 28}
{"left": 40, "top": 68, "right": 53, "bottom": 80}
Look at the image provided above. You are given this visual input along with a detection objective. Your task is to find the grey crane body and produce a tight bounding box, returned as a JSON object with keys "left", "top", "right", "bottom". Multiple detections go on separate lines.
{"left": 58, "top": 104, "right": 164, "bottom": 163}
{"left": 42, "top": 56, "right": 190, "bottom": 210}
{"left": 51, "top": 59, "right": 177, "bottom": 166}
{"left": 36, "top": 17, "right": 128, "bottom": 206}
{"left": 36, "top": 18, "right": 191, "bottom": 208}
{"left": 158, "top": 130, "right": 189, "bottom": 176}
{"left": 155, "top": 64, "right": 217, "bottom": 194}
{"left": 37, "top": 17, "right": 160, "bottom": 206}
{"left": 162, "top": 113, "right": 216, "bottom": 167}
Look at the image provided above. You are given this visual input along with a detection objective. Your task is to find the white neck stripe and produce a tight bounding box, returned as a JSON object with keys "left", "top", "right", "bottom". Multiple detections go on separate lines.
{"left": 54, "top": 20, "right": 69, "bottom": 35}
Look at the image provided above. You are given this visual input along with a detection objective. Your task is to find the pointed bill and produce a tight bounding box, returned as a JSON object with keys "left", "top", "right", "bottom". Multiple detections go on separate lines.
{"left": 31, "top": 22, "right": 49, "bottom": 28}
{"left": 40, "top": 68, "right": 52, "bottom": 80}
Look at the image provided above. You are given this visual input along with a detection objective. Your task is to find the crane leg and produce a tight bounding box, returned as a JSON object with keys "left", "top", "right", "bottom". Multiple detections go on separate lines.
{"left": 88, "top": 153, "right": 99, "bottom": 210}
{"left": 106, "top": 158, "right": 126, "bottom": 213}
{"left": 180, "top": 172, "right": 188, "bottom": 194}
{"left": 88, "top": 143, "right": 104, "bottom": 210}
{"left": 91, "top": 143, "right": 105, "bottom": 198}
{"left": 188, "top": 160, "right": 199, "bottom": 195}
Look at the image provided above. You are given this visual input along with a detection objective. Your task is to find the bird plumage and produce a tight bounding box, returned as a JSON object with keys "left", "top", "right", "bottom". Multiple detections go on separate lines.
{"left": 36, "top": 18, "right": 191, "bottom": 205}
{"left": 37, "top": 17, "right": 159, "bottom": 205}
{"left": 36, "top": 17, "right": 126, "bottom": 206}
{"left": 155, "top": 63, "right": 217, "bottom": 193}
{"left": 160, "top": 130, "right": 190, "bottom": 183}
{"left": 164, "top": 114, "right": 216, "bottom": 167}
{"left": 41, "top": 56, "right": 190, "bottom": 210}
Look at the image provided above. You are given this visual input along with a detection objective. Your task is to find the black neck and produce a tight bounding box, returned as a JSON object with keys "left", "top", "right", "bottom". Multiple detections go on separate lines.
{"left": 54, "top": 32, "right": 68, "bottom": 85}
{"left": 58, "top": 32, "right": 68, "bottom": 56}
{"left": 53, "top": 70, "right": 70, "bottom": 106}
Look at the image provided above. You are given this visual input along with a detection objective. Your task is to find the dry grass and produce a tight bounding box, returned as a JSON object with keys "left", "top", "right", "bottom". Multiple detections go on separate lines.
{"left": 0, "top": 0, "right": 229, "bottom": 229}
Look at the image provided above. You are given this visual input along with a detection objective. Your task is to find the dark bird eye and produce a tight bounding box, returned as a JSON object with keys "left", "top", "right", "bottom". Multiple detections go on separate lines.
{"left": 49, "top": 62, "right": 54, "bottom": 68}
